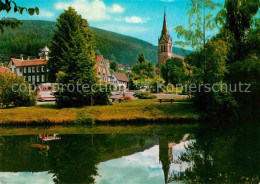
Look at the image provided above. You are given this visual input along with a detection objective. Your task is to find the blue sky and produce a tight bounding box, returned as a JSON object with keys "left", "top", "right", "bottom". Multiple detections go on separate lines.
{"left": 2, "top": 0, "right": 225, "bottom": 46}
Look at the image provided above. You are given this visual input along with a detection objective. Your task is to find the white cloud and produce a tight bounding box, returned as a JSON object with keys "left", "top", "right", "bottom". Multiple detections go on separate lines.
{"left": 55, "top": 0, "right": 124, "bottom": 21}
{"left": 38, "top": 10, "right": 55, "bottom": 18}
{"left": 125, "top": 16, "right": 150, "bottom": 23}
{"left": 108, "top": 4, "right": 124, "bottom": 13}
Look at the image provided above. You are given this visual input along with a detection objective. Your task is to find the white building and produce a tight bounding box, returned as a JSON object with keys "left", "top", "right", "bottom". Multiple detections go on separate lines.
{"left": 111, "top": 72, "right": 129, "bottom": 90}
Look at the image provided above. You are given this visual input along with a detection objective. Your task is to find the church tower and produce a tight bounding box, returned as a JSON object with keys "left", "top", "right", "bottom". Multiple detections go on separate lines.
{"left": 158, "top": 11, "right": 172, "bottom": 66}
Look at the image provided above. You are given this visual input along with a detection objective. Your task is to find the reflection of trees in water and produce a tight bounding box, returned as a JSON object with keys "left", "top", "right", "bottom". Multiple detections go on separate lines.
{"left": 0, "top": 134, "right": 158, "bottom": 184}
{"left": 169, "top": 123, "right": 260, "bottom": 184}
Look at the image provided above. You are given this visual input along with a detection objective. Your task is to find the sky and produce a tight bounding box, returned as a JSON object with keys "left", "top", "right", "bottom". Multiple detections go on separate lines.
{"left": 1, "top": 0, "right": 225, "bottom": 46}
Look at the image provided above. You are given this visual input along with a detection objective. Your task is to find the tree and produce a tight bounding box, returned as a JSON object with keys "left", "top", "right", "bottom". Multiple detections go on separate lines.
{"left": 0, "top": 73, "right": 36, "bottom": 107}
{"left": 132, "top": 52, "right": 155, "bottom": 79}
{"left": 48, "top": 7, "right": 97, "bottom": 107}
{"left": 0, "top": 1, "right": 39, "bottom": 32}
{"left": 110, "top": 61, "right": 118, "bottom": 72}
{"left": 174, "top": 0, "right": 222, "bottom": 50}
{"left": 137, "top": 52, "right": 145, "bottom": 63}
{"left": 160, "top": 58, "right": 186, "bottom": 86}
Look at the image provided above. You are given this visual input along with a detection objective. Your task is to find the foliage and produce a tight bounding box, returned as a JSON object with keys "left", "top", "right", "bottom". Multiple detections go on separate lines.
{"left": 194, "top": 85, "right": 238, "bottom": 122}
{"left": 110, "top": 61, "right": 118, "bottom": 72}
{"left": 132, "top": 53, "right": 155, "bottom": 79}
{"left": 170, "top": 123, "right": 260, "bottom": 183}
{"left": 224, "top": 0, "right": 259, "bottom": 42}
{"left": 137, "top": 52, "right": 145, "bottom": 63}
{"left": 174, "top": 0, "right": 222, "bottom": 49}
{"left": 137, "top": 92, "right": 157, "bottom": 99}
{"left": 92, "top": 84, "right": 112, "bottom": 106}
{"left": 150, "top": 77, "right": 165, "bottom": 93}
{"left": 48, "top": 7, "right": 97, "bottom": 107}
{"left": 0, "top": 73, "right": 35, "bottom": 107}
{"left": 160, "top": 58, "right": 186, "bottom": 86}
{"left": 0, "top": 0, "right": 39, "bottom": 32}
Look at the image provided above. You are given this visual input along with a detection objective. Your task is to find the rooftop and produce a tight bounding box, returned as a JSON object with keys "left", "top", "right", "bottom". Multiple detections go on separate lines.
{"left": 11, "top": 58, "right": 47, "bottom": 67}
{"left": 113, "top": 72, "right": 129, "bottom": 82}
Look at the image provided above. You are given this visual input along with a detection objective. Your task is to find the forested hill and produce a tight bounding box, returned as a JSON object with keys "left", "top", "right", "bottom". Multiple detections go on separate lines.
{"left": 0, "top": 20, "right": 191, "bottom": 66}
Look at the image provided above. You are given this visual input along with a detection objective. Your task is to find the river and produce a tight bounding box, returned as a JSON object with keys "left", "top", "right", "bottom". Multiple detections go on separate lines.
{"left": 0, "top": 122, "right": 258, "bottom": 184}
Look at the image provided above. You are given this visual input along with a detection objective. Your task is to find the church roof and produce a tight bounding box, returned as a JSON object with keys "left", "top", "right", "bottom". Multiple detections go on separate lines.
{"left": 160, "top": 11, "right": 171, "bottom": 42}
{"left": 162, "top": 11, "right": 168, "bottom": 36}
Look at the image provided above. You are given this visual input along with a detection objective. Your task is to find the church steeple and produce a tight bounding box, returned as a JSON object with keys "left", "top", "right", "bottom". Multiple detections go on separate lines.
{"left": 162, "top": 10, "right": 169, "bottom": 37}
{"left": 158, "top": 10, "right": 173, "bottom": 66}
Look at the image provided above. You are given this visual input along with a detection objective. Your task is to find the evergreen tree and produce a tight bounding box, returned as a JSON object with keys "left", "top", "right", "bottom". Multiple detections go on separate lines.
{"left": 48, "top": 7, "right": 97, "bottom": 107}
{"left": 137, "top": 52, "right": 145, "bottom": 63}
{"left": 110, "top": 61, "right": 118, "bottom": 72}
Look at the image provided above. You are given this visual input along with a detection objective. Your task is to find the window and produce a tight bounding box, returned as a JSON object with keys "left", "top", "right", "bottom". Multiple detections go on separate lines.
{"left": 24, "top": 67, "right": 26, "bottom": 73}
{"left": 42, "top": 75, "right": 45, "bottom": 82}
{"left": 161, "top": 45, "right": 163, "bottom": 52}
{"left": 24, "top": 76, "right": 26, "bottom": 81}
{"left": 163, "top": 45, "right": 166, "bottom": 52}
{"left": 32, "top": 76, "right": 35, "bottom": 83}
{"left": 37, "top": 66, "right": 39, "bottom": 73}
{"left": 37, "top": 75, "right": 40, "bottom": 82}
{"left": 41, "top": 66, "right": 45, "bottom": 72}
{"left": 32, "top": 67, "right": 35, "bottom": 73}
{"left": 28, "top": 76, "right": 31, "bottom": 82}
{"left": 19, "top": 68, "right": 22, "bottom": 73}
{"left": 28, "top": 67, "right": 31, "bottom": 73}
{"left": 14, "top": 68, "right": 16, "bottom": 74}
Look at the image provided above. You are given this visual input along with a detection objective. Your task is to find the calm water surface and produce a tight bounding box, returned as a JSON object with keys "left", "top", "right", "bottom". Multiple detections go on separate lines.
{"left": 0, "top": 123, "right": 259, "bottom": 184}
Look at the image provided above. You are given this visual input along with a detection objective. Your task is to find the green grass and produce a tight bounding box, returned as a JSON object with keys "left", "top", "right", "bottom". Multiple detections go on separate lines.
{"left": 0, "top": 124, "right": 200, "bottom": 136}
{"left": 0, "top": 99, "right": 201, "bottom": 125}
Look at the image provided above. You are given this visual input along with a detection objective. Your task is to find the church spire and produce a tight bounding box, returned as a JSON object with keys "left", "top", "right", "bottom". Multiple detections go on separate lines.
{"left": 162, "top": 10, "right": 169, "bottom": 36}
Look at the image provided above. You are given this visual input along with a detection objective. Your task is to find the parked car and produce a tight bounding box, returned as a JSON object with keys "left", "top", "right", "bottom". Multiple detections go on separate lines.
{"left": 37, "top": 83, "right": 57, "bottom": 101}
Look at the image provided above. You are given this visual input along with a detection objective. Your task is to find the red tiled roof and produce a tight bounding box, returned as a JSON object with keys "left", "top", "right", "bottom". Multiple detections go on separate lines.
{"left": 113, "top": 72, "right": 129, "bottom": 82}
{"left": 0, "top": 65, "right": 12, "bottom": 76}
{"left": 11, "top": 58, "right": 47, "bottom": 67}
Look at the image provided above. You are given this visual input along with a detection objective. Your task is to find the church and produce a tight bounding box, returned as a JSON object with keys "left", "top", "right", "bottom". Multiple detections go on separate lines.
{"left": 158, "top": 11, "right": 184, "bottom": 66}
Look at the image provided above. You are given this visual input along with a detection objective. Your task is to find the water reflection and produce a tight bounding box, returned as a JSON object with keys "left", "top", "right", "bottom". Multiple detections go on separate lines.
{"left": 0, "top": 123, "right": 258, "bottom": 184}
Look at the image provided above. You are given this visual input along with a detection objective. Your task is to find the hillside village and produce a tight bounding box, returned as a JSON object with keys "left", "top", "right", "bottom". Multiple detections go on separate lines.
{"left": 0, "top": 11, "right": 185, "bottom": 96}
{"left": 5, "top": 47, "right": 130, "bottom": 90}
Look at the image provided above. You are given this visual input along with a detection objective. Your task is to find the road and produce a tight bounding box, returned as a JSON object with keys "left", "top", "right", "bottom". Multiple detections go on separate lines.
{"left": 37, "top": 91, "right": 189, "bottom": 105}
{"left": 111, "top": 91, "right": 188, "bottom": 99}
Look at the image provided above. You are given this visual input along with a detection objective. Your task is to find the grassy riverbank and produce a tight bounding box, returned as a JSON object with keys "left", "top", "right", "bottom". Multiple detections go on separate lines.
{"left": 0, "top": 99, "right": 201, "bottom": 125}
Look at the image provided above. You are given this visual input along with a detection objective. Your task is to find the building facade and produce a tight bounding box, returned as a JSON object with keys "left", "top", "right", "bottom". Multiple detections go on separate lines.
{"left": 8, "top": 58, "right": 49, "bottom": 85}
{"left": 95, "top": 55, "right": 111, "bottom": 83}
{"left": 7, "top": 46, "right": 50, "bottom": 85}
{"left": 111, "top": 72, "right": 129, "bottom": 90}
{"left": 158, "top": 11, "right": 184, "bottom": 66}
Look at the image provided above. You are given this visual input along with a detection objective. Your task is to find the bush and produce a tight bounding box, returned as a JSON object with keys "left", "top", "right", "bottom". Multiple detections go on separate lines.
{"left": 137, "top": 92, "right": 157, "bottom": 99}
{"left": 0, "top": 73, "right": 36, "bottom": 107}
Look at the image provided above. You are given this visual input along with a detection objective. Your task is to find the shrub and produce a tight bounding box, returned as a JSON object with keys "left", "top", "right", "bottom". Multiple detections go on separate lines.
{"left": 0, "top": 73, "right": 36, "bottom": 107}
{"left": 137, "top": 92, "right": 157, "bottom": 99}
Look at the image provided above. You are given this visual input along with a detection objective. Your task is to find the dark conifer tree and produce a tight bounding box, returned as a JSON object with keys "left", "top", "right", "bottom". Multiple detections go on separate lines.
{"left": 48, "top": 7, "right": 97, "bottom": 107}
